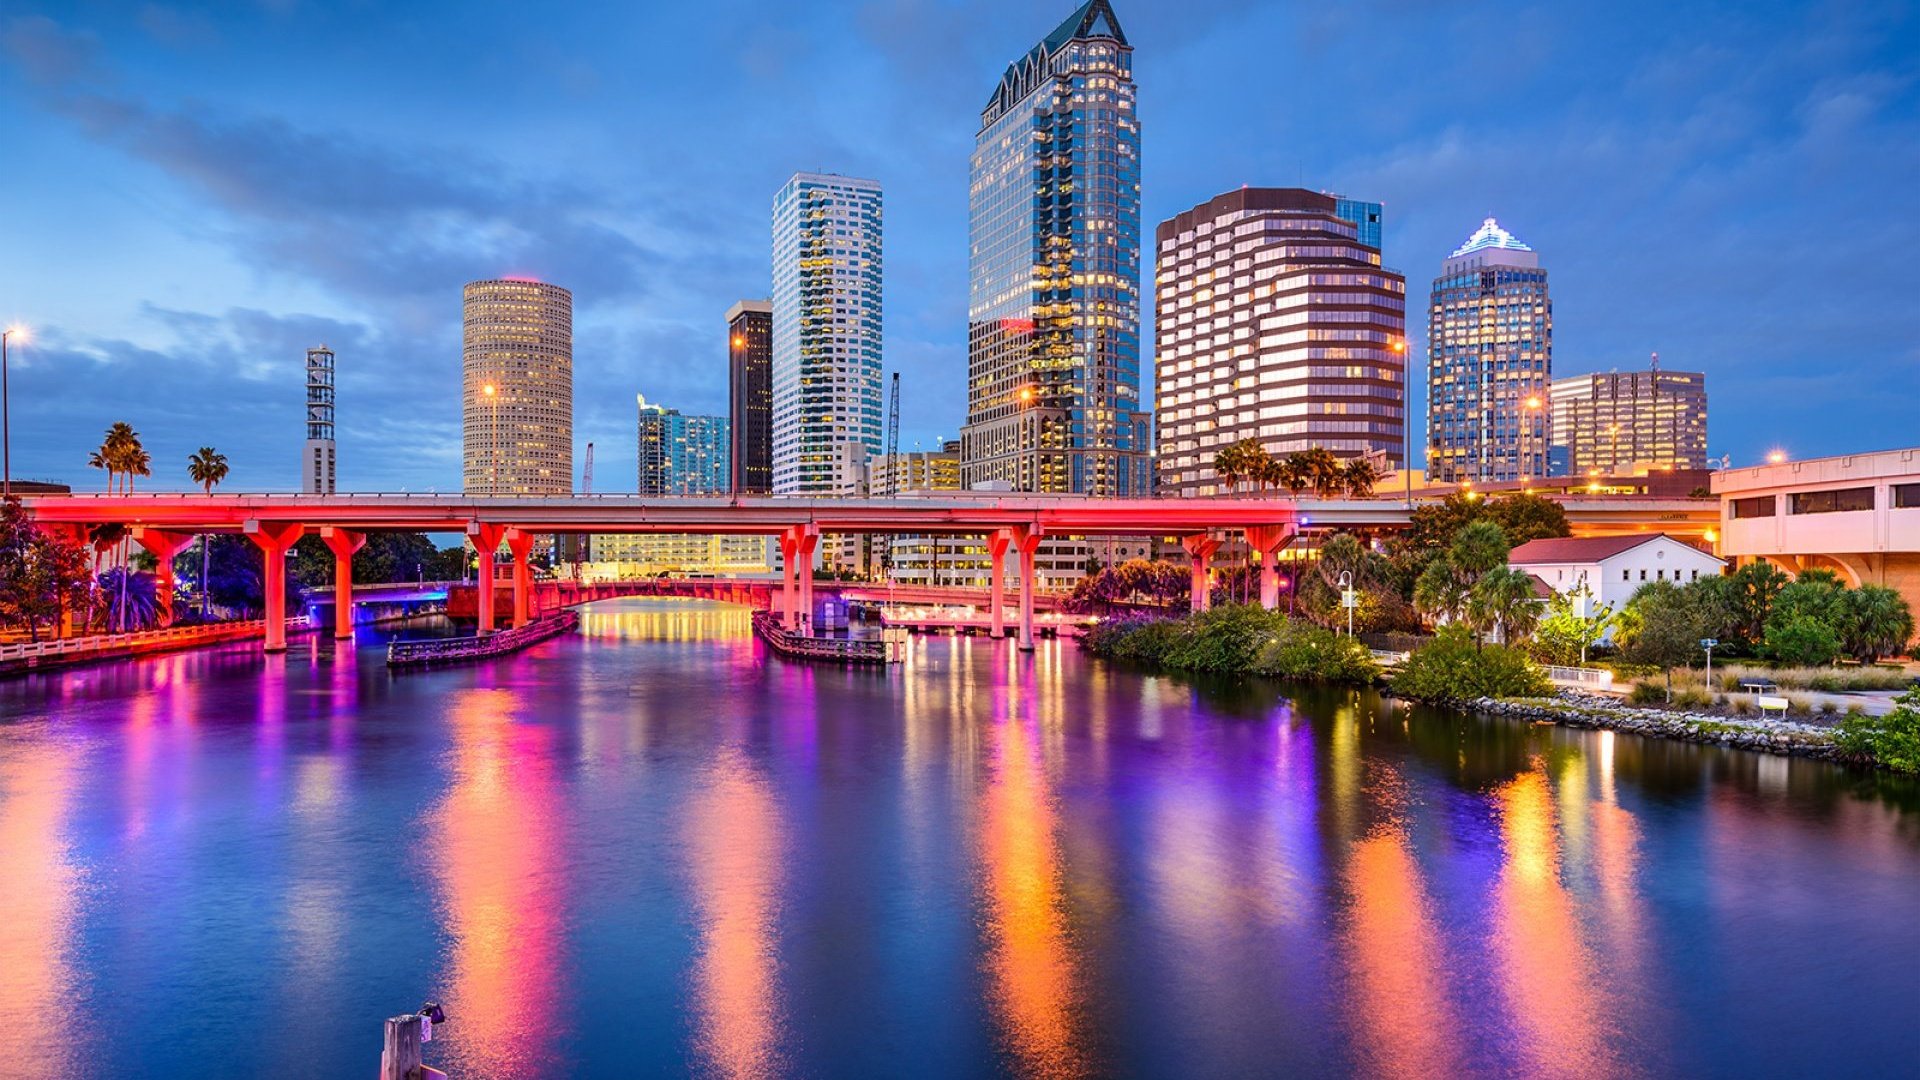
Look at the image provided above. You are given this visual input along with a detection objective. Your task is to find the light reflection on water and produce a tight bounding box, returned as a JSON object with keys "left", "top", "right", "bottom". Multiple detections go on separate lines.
{"left": 0, "top": 598, "right": 1915, "bottom": 1077}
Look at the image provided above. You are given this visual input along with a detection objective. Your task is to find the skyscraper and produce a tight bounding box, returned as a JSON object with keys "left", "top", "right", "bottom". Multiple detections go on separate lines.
{"left": 770, "top": 172, "right": 883, "bottom": 496}
{"left": 1550, "top": 361, "right": 1709, "bottom": 474}
{"left": 462, "top": 278, "right": 573, "bottom": 495}
{"left": 960, "top": 0, "right": 1149, "bottom": 495}
{"left": 1154, "top": 188, "right": 1407, "bottom": 497}
{"left": 726, "top": 299, "right": 773, "bottom": 494}
{"left": 1426, "top": 218, "right": 1552, "bottom": 484}
{"left": 302, "top": 345, "right": 336, "bottom": 494}
{"left": 636, "top": 393, "right": 729, "bottom": 495}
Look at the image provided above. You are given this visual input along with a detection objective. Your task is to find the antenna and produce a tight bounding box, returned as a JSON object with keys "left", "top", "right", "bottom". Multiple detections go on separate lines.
{"left": 886, "top": 372, "right": 901, "bottom": 497}
{"left": 582, "top": 441, "right": 594, "bottom": 494}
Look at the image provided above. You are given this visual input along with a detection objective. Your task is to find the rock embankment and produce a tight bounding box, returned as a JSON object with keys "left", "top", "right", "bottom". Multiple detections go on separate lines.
{"left": 1469, "top": 691, "right": 1864, "bottom": 766}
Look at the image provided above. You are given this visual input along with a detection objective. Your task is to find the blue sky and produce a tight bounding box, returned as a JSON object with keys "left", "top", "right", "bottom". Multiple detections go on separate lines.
{"left": 2, "top": 0, "right": 1916, "bottom": 493}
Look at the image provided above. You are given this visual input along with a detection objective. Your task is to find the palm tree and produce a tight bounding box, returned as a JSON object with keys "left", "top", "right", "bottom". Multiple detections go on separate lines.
{"left": 1300, "top": 446, "right": 1345, "bottom": 498}
{"left": 1279, "top": 453, "right": 1312, "bottom": 497}
{"left": 1342, "top": 458, "right": 1380, "bottom": 498}
{"left": 1213, "top": 443, "right": 1245, "bottom": 493}
{"left": 1467, "top": 566, "right": 1543, "bottom": 645}
{"left": 1840, "top": 585, "right": 1914, "bottom": 663}
{"left": 187, "top": 448, "right": 230, "bottom": 619}
{"left": 1413, "top": 559, "right": 1470, "bottom": 625}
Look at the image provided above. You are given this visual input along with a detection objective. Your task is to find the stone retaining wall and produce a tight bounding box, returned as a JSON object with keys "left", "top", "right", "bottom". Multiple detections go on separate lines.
{"left": 1465, "top": 691, "right": 1870, "bottom": 767}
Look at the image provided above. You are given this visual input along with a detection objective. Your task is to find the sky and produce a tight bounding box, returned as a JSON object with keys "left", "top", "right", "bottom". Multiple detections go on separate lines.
{"left": 2, "top": 0, "right": 1916, "bottom": 494}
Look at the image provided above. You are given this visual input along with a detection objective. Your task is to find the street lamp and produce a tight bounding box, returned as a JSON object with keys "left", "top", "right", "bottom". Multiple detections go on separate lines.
{"left": 1701, "top": 638, "right": 1718, "bottom": 687}
{"left": 1338, "top": 569, "right": 1356, "bottom": 637}
{"left": 2, "top": 324, "right": 28, "bottom": 499}
{"left": 1766, "top": 449, "right": 1787, "bottom": 465}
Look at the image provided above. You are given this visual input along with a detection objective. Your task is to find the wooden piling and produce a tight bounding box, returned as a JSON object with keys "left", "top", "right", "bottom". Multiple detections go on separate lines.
{"left": 380, "top": 1014, "right": 423, "bottom": 1080}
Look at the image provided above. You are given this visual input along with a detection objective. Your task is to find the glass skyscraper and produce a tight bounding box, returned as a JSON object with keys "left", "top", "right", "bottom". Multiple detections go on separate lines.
{"left": 636, "top": 393, "right": 729, "bottom": 496}
{"left": 960, "top": 0, "right": 1149, "bottom": 495}
{"left": 770, "top": 172, "right": 883, "bottom": 496}
{"left": 726, "top": 299, "right": 773, "bottom": 494}
{"left": 1426, "top": 218, "right": 1552, "bottom": 483}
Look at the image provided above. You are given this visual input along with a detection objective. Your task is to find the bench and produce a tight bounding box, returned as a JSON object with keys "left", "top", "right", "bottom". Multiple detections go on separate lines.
{"left": 1756, "top": 695, "right": 1790, "bottom": 716}
{"left": 1740, "top": 679, "right": 1779, "bottom": 694}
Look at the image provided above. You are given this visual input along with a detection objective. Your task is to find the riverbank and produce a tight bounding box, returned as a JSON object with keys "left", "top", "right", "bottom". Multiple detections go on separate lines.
{"left": 1467, "top": 690, "right": 1860, "bottom": 765}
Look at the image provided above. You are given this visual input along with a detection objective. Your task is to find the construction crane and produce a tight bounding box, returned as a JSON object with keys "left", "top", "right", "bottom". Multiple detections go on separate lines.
{"left": 582, "top": 442, "right": 594, "bottom": 494}
{"left": 885, "top": 372, "right": 901, "bottom": 497}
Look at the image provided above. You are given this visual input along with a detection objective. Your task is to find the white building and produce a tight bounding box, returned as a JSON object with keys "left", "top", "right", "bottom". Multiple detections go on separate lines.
{"left": 302, "top": 345, "right": 336, "bottom": 494}
{"left": 1507, "top": 534, "right": 1726, "bottom": 613}
{"left": 770, "top": 172, "right": 883, "bottom": 495}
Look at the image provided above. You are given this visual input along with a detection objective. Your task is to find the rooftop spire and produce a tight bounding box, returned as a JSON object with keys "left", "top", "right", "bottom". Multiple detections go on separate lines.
{"left": 1450, "top": 217, "right": 1533, "bottom": 258}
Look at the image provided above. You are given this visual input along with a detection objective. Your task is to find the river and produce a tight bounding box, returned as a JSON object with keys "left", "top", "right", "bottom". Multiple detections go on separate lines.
{"left": 1, "top": 597, "right": 1916, "bottom": 1078}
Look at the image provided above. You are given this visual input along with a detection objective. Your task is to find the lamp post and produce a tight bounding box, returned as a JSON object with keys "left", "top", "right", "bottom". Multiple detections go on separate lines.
{"left": 2, "top": 325, "right": 27, "bottom": 499}
{"left": 1338, "top": 569, "right": 1355, "bottom": 637}
{"left": 1701, "top": 638, "right": 1718, "bottom": 688}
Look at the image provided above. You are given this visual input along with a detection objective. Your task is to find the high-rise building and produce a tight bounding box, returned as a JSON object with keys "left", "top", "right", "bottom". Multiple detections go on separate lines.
{"left": 770, "top": 172, "right": 883, "bottom": 495}
{"left": 1426, "top": 218, "right": 1552, "bottom": 484}
{"left": 462, "top": 278, "right": 573, "bottom": 495}
{"left": 1550, "top": 361, "right": 1709, "bottom": 475}
{"left": 302, "top": 345, "right": 336, "bottom": 494}
{"left": 726, "top": 299, "right": 773, "bottom": 494}
{"left": 871, "top": 440, "right": 976, "bottom": 585}
{"left": 1333, "top": 197, "right": 1384, "bottom": 250}
{"left": 636, "top": 394, "right": 729, "bottom": 496}
{"left": 960, "top": 0, "right": 1149, "bottom": 495}
{"left": 1154, "top": 188, "right": 1407, "bottom": 497}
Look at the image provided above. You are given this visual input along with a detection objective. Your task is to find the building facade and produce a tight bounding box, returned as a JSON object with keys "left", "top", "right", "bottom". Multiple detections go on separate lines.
{"left": 726, "top": 299, "right": 774, "bottom": 494}
{"left": 1550, "top": 363, "right": 1708, "bottom": 475}
{"left": 1154, "top": 187, "right": 1407, "bottom": 497}
{"left": 1426, "top": 219, "right": 1551, "bottom": 484}
{"left": 636, "top": 394, "right": 729, "bottom": 496}
{"left": 770, "top": 173, "right": 883, "bottom": 496}
{"left": 302, "top": 345, "right": 336, "bottom": 494}
{"left": 959, "top": 0, "right": 1150, "bottom": 495}
{"left": 462, "top": 278, "right": 573, "bottom": 495}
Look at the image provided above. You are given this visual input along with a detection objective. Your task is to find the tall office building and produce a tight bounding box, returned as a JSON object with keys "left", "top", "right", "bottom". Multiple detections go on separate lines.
{"left": 1426, "top": 218, "right": 1552, "bottom": 483}
{"left": 1550, "top": 361, "right": 1708, "bottom": 474}
{"left": 302, "top": 345, "right": 337, "bottom": 494}
{"left": 770, "top": 173, "right": 883, "bottom": 495}
{"left": 636, "top": 394, "right": 729, "bottom": 495}
{"left": 960, "top": 0, "right": 1150, "bottom": 495}
{"left": 462, "top": 278, "right": 573, "bottom": 494}
{"left": 1333, "top": 197, "right": 1384, "bottom": 250}
{"left": 1154, "top": 188, "right": 1407, "bottom": 497}
{"left": 726, "top": 299, "right": 773, "bottom": 494}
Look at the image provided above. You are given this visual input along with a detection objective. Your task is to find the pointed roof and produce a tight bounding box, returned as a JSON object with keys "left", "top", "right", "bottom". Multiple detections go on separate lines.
{"left": 1450, "top": 217, "right": 1533, "bottom": 258}
{"left": 1045, "top": 0, "right": 1127, "bottom": 52}
{"left": 1508, "top": 533, "right": 1723, "bottom": 566}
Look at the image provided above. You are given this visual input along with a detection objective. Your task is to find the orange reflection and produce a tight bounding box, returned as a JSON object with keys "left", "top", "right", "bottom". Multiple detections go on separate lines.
{"left": 980, "top": 709, "right": 1086, "bottom": 1078}
{"left": 431, "top": 689, "right": 566, "bottom": 1077}
{"left": 686, "top": 747, "right": 788, "bottom": 1079}
{"left": 1490, "top": 765, "right": 1621, "bottom": 1079}
{"left": 0, "top": 741, "right": 83, "bottom": 1078}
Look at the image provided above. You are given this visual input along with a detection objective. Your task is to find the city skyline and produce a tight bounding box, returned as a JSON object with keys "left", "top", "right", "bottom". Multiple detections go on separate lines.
{"left": 2, "top": 1, "right": 1916, "bottom": 491}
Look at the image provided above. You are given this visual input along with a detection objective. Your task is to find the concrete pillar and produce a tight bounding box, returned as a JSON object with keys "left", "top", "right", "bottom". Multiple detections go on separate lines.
{"left": 243, "top": 521, "right": 305, "bottom": 652}
{"left": 505, "top": 528, "right": 536, "bottom": 628}
{"left": 1181, "top": 534, "right": 1221, "bottom": 613}
{"left": 780, "top": 529, "right": 800, "bottom": 629}
{"left": 986, "top": 529, "right": 1012, "bottom": 638}
{"left": 131, "top": 528, "right": 194, "bottom": 628}
{"left": 1244, "top": 525, "right": 1293, "bottom": 611}
{"left": 795, "top": 525, "right": 819, "bottom": 633}
{"left": 319, "top": 527, "right": 366, "bottom": 639}
{"left": 468, "top": 522, "right": 506, "bottom": 633}
{"left": 1011, "top": 525, "right": 1043, "bottom": 651}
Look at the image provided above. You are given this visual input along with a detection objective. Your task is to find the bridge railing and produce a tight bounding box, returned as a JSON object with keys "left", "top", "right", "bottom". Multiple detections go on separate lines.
{"left": 387, "top": 610, "right": 579, "bottom": 667}
{"left": 750, "top": 610, "right": 889, "bottom": 664}
{"left": 1546, "top": 665, "right": 1616, "bottom": 690}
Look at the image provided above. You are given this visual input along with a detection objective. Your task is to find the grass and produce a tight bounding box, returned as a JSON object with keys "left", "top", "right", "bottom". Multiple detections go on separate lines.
{"left": 1679, "top": 663, "right": 1918, "bottom": 693}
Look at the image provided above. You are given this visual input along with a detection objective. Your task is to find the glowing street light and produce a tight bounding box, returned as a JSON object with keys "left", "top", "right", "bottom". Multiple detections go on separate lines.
{"left": 2, "top": 324, "right": 29, "bottom": 499}
{"left": 1767, "top": 449, "right": 1787, "bottom": 465}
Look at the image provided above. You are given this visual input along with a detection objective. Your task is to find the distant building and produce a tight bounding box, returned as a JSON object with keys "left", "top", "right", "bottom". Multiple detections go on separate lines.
{"left": 597, "top": 396, "right": 755, "bottom": 573}
{"left": 1427, "top": 219, "right": 1552, "bottom": 484}
{"left": 1550, "top": 363, "right": 1708, "bottom": 475}
{"left": 1333, "top": 197, "right": 1384, "bottom": 250}
{"left": 302, "top": 345, "right": 336, "bottom": 494}
{"left": 726, "top": 299, "right": 773, "bottom": 494}
{"left": 1154, "top": 187, "right": 1407, "bottom": 496}
{"left": 871, "top": 440, "right": 970, "bottom": 585}
{"left": 771, "top": 172, "right": 883, "bottom": 495}
{"left": 959, "top": 0, "right": 1151, "bottom": 496}
{"left": 463, "top": 278, "right": 573, "bottom": 495}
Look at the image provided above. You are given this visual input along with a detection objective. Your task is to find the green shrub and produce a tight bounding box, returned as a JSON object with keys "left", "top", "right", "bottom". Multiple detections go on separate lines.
{"left": 1764, "top": 615, "right": 1842, "bottom": 667}
{"left": 1834, "top": 690, "right": 1920, "bottom": 773}
{"left": 1161, "top": 604, "right": 1289, "bottom": 673}
{"left": 1728, "top": 698, "right": 1754, "bottom": 716}
{"left": 1082, "top": 605, "right": 1376, "bottom": 685}
{"left": 1627, "top": 681, "right": 1665, "bottom": 706}
{"left": 1819, "top": 700, "right": 1839, "bottom": 716}
{"left": 1253, "top": 621, "right": 1381, "bottom": 684}
{"left": 1674, "top": 687, "right": 1714, "bottom": 710}
{"left": 1390, "top": 625, "right": 1551, "bottom": 703}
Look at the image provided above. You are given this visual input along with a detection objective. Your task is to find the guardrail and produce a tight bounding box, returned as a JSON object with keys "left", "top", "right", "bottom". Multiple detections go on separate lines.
{"left": 386, "top": 609, "right": 579, "bottom": 668}
{"left": 750, "top": 610, "right": 892, "bottom": 664}
{"left": 1546, "top": 665, "right": 1616, "bottom": 690}
{"left": 0, "top": 616, "right": 312, "bottom": 664}
{"left": 1369, "top": 649, "right": 1412, "bottom": 667}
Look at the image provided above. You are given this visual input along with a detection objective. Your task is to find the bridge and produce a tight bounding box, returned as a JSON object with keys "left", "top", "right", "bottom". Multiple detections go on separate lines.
{"left": 22, "top": 491, "right": 1714, "bottom": 653}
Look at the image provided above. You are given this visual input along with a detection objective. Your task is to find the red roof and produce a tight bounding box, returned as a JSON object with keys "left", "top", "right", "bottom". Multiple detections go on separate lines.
{"left": 1525, "top": 573, "right": 1556, "bottom": 599}
{"left": 1507, "top": 533, "right": 1712, "bottom": 565}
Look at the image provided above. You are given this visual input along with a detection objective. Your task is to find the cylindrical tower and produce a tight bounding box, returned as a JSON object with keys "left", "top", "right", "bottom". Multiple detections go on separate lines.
{"left": 303, "top": 345, "right": 336, "bottom": 494}
{"left": 462, "top": 278, "right": 573, "bottom": 495}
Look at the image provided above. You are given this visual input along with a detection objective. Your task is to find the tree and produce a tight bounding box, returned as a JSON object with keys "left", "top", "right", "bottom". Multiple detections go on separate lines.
{"left": 1341, "top": 458, "right": 1380, "bottom": 498}
{"left": 1531, "top": 588, "right": 1616, "bottom": 667}
{"left": 186, "top": 447, "right": 230, "bottom": 618}
{"left": 0, "top": 498, "right": 95, "bottom": 641}
{"left": 1765, "top": 569, "right": 1846, "bottom": 659}
{"left": 1619, "top": 580, "right": 1708, "bottom": 700}
{"left": 1836, "top": 585, "right": 1914, "bottom": 663}
{"left": 1277, "top": 453, "right": 1312, "bottom": 497}
{"left": 1405, "top": 492, "right": 1487, "bottom": 552}
{"left": 1725, "top": 561, "right": 1790, "bottom": 644}
{"left": 1486, "top": 493, "right": 1572, "bottom": 545}
{"left": 1765, "top": 615, "right": 1842, "bottom": 666}
{"left": 1213, "top": 443, "right": 1246, "bottom": 493}
{"left": 1466, "top": 566, "right": 1543, "bottom": 645}
{"left": 1299, "top": 446, "right": 1346, "bottom": 497}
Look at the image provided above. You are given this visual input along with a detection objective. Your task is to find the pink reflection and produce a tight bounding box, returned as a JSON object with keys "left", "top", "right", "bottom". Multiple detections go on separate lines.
{"left": 686, "top": 747, "right": 789, "bottom": 1079}
{"left": 0, "top": 739, "right": 83, "bottom": 1078}
{"left": 430, "top": 689, "right": 567, "bottom": 1077}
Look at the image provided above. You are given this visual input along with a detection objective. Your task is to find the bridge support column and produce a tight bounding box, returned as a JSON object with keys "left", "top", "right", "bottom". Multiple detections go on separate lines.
{"left": 1182, "top": 534, "right": 1221, "bottom": 614}
{"left": 468, "top": 522, "right": 506, "bottom": 633}
{"left": 986, "top": 529, "right": 1012, "bottom": 638}
{"left": 244, "top": 521, "right": 305, "bottom": 652}
{"left": 505, "top": 528, "right": 536, "bottom": 628}
{"left": 1244, "top": 525, "right": 1294, "bottom": 612}
{"left": 780, "top": 530, "right": 799, "bottom": 629}
{"left": 1011, "top": 525, "right": 1043, "bottom": 652}
{"left": 132, "top": 527, "right": 194, "bottom": 628}
{"left": 794, "top": 525, "right": 819, "bottom": 634}
{"left": 319, "top": 527, "right": 366, "bottom": 639}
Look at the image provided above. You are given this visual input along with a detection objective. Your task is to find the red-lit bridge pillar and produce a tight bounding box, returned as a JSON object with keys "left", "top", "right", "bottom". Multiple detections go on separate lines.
{"left": 132, "top": 527, "right": 194, "bottom": 628}
{"left": 986, "top": 529, "right": 1012, "bottom": 638}
{"left": 468, "top": 522, "right": 506, "bottom": 633}
{"left": 1245, "top": 525, "right": 1293, "bottom": 611}
{"left": 1010, "top": 524, "right": 1043, "bottom": 651}
{"left": 1182, "top": 533, "right": 1220, "bottom": 614}
{"left": 504, "top": 528, "right": 536, "bottom": 628}
{"left": 319, "top": 527, "right": 365, "bottom": 640}
{"left": 244, "top": 520, "right": 305, "bottom": 652}
{"left": 783, "top": 523, "right": 819, "bottom": 633}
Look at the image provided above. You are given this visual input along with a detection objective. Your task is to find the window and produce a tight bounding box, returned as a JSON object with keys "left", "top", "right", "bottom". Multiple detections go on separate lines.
{"left": 1691, "top": 570, "right": 1700, "bottom": 581}
{"left": 1790, "top": 487, "right": 1874, "bottom": 515}
{"left": 1657, "top": 569, "right": 1665, "bottom": 581}
{"left": 1622, "top": 569, "right": 1630, "bottom": 582}
{"left": 1893, "top": 483, "right": 1920, "bottom": 509}
{"left": 1639, "top": 569, "right": 1647, "bottom": 581}
{"left": 1730, "top": 495, "right": 1775, "bottom": 519}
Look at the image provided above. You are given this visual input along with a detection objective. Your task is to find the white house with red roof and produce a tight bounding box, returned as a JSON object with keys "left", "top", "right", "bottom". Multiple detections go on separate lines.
{"left": 1507, "top": 534, "right": 1726, "bottom": 614}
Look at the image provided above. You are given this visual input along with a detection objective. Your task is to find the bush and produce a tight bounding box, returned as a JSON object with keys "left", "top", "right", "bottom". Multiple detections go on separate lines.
{"left": 1162, "top": 604, "right": 1290, "bottom": 673}
{"left": 1627, "top": 681, "right": 1665, "bottom": 706}
{"left": 1082, "top": 604, "right": 1377, "bottom": 684}
{"left": 1253, "top": 621, "right": 1381, "bottom": 683}
{"left": 1834, "top": 689, "right": 1920, "bottom": 773}
{"left": 1390, "top": 625, "right": 1551, "bottom": 703}
{"left": 1819, "top": 700, "right": 1839, "bottom": 716}
{"left": 1674, "top": 687, "right": 1714, "bottom": 710}
{"left": 1765, "top": 615, "right": 1842, "bottom": 667}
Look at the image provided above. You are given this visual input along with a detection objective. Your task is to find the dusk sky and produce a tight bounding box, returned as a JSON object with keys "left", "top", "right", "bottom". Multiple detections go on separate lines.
{"left": 3, "top": 0, "right": 1915, "bottom": 494}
